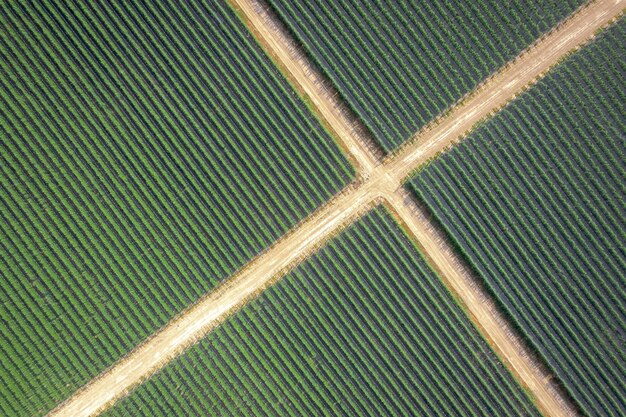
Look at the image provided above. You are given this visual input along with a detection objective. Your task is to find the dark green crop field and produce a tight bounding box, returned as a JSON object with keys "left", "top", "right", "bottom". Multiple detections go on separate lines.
{"left": 0, "top": 1, "right": 353, "bottom": 415}
{"left": 266, "top": 0, "right": 583, "bottom": 151}
{"left": 410, "top": 19, "right": 626, "bottom": 417}
{"left": 102, "top": 208, "right": 540, "bottom": 417}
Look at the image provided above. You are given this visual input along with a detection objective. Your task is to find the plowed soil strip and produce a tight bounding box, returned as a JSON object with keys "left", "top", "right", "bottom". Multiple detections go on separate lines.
{"left": 49, "top": 0, "right": 623, "bottom": 415}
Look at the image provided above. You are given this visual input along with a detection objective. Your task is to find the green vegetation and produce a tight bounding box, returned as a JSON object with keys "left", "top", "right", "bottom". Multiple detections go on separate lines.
{"left": 0, "top": 1, "right": 353, "bottom": 415}
{"left": 103, "top": 208, "right": 540, "bottom": 417}
{"left": 266, "top": 0, "right": 583, "bottom": 151}
{"left": 410, "top": 18, "right": 626, "bottom": 417}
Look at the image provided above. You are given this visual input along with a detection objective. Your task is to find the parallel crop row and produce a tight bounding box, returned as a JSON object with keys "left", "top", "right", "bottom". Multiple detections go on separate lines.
{"left": 0, "top": 1, "right": 353, "bottom": 416}
{"left": 410, "top": 18, "right": 626, "bottom": 417}
{"left": 103, "top": 208, "right": 540, "bottom": 417}
{"left": 266, "top": 0, "right": 583, "bottom": 151}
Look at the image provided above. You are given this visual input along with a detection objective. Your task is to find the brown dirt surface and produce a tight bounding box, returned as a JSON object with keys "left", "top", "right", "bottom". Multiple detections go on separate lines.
{"left": 385, "top": 190, "right": 579, "bottom": 417}
{"left": 231, "top": 0, "right": 379, "bottom": 175}
{"left": 49, "top": 0, "right": 624, "bottom": 415}
{"left": 384, "top": 0, "right": 625, "bottom": 184}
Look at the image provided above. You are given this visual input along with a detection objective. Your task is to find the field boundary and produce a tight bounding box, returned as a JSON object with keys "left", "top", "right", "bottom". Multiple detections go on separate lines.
{"left": 383, "top": 190, "right": 579, "bottom": 417}
{"left": 230, "top": 0, "right": 380, "bottom": 176}
{"left": 49, "top": 0, "right": 624, "bottom": 415}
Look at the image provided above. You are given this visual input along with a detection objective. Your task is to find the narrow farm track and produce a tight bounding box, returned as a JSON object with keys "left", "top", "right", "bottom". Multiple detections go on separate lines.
{"left": 386, "top": 0, "right": 626, "bottom": 183}
{"left": 49, "top": 0, "right": 624, "bottom": 415}
{"left": 384, "top": 190, "right": 579, "bottom": 417}
{"left": 231, "top": 0, "right": 379, "bottom": 175}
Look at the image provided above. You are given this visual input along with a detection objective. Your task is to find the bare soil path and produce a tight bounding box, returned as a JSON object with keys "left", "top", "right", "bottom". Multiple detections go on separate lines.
{"left": 230, "top": 0, "right": 378, "bottom": 175}
{"left": 384, "top": 190, "right": 579, "bottom": 417}
{"left": 49, "top": 185, "right": 379, "bottom": 417}
{"left": 49, "top": 0, "right": 624, "bottom": 415}
{"left": 386, "top": 0, "right": 625, "bottom": 184}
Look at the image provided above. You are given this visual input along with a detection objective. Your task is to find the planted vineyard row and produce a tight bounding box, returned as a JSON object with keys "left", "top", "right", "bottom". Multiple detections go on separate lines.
{"left": 265, "top": 0, "right": 583, "bottom": 151}
{"left": 410, "top": 18, "right": 626, "bottom": 417}
{"left": 103, "top": 208, "right": 539, "bottom": 417}
{"left": 0, "top": 1, "right": 353, "bottom": 416}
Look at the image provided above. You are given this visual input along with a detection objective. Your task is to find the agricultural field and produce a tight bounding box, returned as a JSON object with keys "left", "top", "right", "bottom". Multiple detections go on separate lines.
{"left": 102, "top": 208, "right": 540, "bottom": 417}
{"left": 0, "top": 1, "right": 353, "bottom": 416}
{"left": 265, "top": 0, "right": 584, "bottom": 151}
{"left": 410, "top": 18, "right": 626, "bottom": 417}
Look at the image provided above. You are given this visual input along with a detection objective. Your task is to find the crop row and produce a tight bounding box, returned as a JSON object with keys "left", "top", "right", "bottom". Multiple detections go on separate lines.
{"left": 0, "top": 1, "right": 353, "bottom": 416}
{"left": 103, "top": 208, "right": 540, "bottom": 417}
{"left": 410, "top": 18, "right": 626, "bottom": 417}
{"left": 266, "top": 0, "right": 583, "bottom": 151}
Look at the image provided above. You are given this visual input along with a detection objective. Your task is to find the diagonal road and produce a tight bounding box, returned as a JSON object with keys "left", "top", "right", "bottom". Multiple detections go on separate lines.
{"left": 230, "top": 0, "right": 379, "bottom": 174}
{"left": 386, "top": 0, "right": 625, "bottom": 184}
{"left": 384, "top": 190, "right": 579, "bottom": 417}
{"left": 49, "top": 0, "right": 624, "bottom": 415}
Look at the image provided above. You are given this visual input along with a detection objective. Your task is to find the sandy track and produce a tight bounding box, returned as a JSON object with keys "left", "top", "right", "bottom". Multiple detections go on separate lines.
{"left": 385, "top": 0, "right": 625, "bottom": 184}
{"left": 49, "top": 185, "right": 378, "bottom": 417}
{"left": 49, "top": 0, "right": 624, "bottom": 416}
{"left": 385, "top": 190, "right": 579, "bottom": 417}
{"left": 230, "top": 0, "right": 378, "bottom": 175}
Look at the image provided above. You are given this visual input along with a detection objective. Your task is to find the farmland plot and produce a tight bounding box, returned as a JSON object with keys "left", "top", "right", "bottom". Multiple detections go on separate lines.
{"left": 265, "top": 0, "right": 583, "bottom": 151}
{"left": 0, "top": 1, "right": 353, "bottom": 416}
{"left": 102, "top": 208, "right": 540, "bottom": 417}
{"left": 410, "top": 18, "right": 626, "bottom": 417}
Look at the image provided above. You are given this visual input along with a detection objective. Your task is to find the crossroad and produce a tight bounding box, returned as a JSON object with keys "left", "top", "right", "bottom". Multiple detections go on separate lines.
{"left": 49, "top": 0, "right": 624, "bottom": 415}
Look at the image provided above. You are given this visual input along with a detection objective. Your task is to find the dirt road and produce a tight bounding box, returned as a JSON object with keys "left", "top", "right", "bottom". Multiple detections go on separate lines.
{"left": 49, "top": 0, "right": 624, "bottom": 415}
{"left": 385, "top": 0, "right": 625, "bottom": 184}
{"left": 385, "top": 190, "right": 579, "bottom": 417}
{"left": 49, "top": 186, "right": 377, "bottom": 417}
{"left": 231, "top": 0, "right": 378, "bottom": 175}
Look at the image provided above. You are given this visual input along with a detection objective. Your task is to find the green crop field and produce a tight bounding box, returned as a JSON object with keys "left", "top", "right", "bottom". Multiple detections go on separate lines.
{"left": 102, "top": 208, "right": 540, "bottom": 417}
{"left": 265, "top": 0, "right": 583, "bottom": 151}
{"left": 410, "top": 18, "right": 626, "bottom": 417}
{"left": 0, "top": 1, "right": 353, "bottom": 416}
{"left": 2, "top": 0, "right": 623, "bottom": 415}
